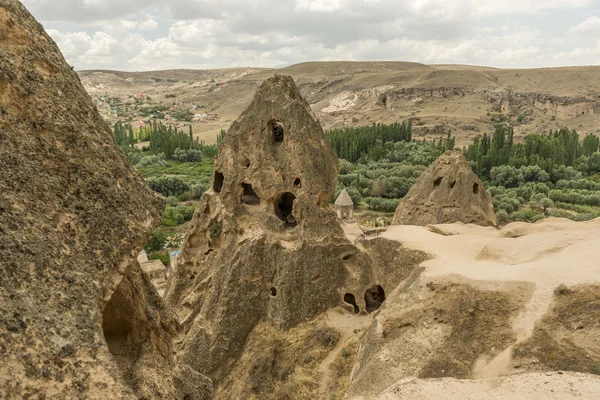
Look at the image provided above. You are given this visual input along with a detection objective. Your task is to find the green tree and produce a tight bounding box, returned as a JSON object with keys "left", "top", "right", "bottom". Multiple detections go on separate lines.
{"left": 145, "top": 230, "right": 167, "bottom": 253}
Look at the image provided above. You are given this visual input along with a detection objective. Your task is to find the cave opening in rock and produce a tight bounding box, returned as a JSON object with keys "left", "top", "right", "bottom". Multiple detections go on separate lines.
{"left": 275, "top": 192, "right": 296, "bottom": 227}
{"left": 294, "top": 178, "right": 301, "bottom": 188}
{"left": 473, "top": 182, "right": 480, "bottom": 194}
{"left": 270, "top": 287, "right": 277, "bottom": 297}
{"left": 364, "top": 285, "right": 385, "bottom": 313}
{"left": 434, "top": 177, "right": 442, "bottom": 188}
{"left": 449, "top": 180, "right": 456, "bottom": 189}
{"left": 102, "top": 276, "right": 144, "bottom": 378}
{"left": 269, "top": 119, "right": 284, "bottom": 144}
{"left": 213, "top": 171, "right": 224, "bottom": 193}
{"left": 343, "top": 293, "right": 360, "bottom": 315}
{"left": 241, "top": 183, "right": 260, "bottom": 205}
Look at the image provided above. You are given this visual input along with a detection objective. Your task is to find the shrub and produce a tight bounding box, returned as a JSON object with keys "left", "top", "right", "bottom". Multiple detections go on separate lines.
{"left": 145, "top": 229, "right": 167, "bottom": 253}
{"left": 364, "top": 197, "right": 400, "bottom": 212}
{"left": 190, "top": 182, "right": 209, "bottom": 199}
{"left": 150, "top": 250, "right": 170, "bottom": 266}
{"left": 177, "top": 205, "right": 195, "bottom": 221}
{"left": 554, "top": 284, "right": 572, "bottom": 296}
{"left": 146, "top": 175, "right": 189, "bottom": 197}
{"left": 166, "top": 196, "right": 179, "bottom": 207}
{"left": 173, "top": 148, "right": 203, "bottom": 162}
{"left": 496, "top": 210, "right": 509, "bottom": 225}
{"left": 162, "top": 206, "right": 185, "bottom": 226}
{"left": 137, "top": 153, "right": 167, "bottom": 168}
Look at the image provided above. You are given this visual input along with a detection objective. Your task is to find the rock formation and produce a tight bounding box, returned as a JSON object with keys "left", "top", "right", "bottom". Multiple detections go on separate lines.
{"left": 392, "top": 150, "right": 496, "bottom": 226}
{"left": 0, "top": 1, "right": 211, "bottom": 398}
{"left": 346, "top": 276, "right": 533, "bottom": 399}
{"left": 165, "top": 75, "right": 428, "bottom": 397}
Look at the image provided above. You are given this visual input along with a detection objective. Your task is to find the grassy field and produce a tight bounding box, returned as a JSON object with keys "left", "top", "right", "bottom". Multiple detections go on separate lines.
{"left": 137, "top": 159, "right": 214, "bottom": 183}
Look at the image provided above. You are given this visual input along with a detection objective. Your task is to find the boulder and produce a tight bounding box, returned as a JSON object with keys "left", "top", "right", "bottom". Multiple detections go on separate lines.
{"left": 392, "top": 151, "right": 496, "bottom": 226}
{"left": 0, "top": 1, "right": 211, "bottom": 398}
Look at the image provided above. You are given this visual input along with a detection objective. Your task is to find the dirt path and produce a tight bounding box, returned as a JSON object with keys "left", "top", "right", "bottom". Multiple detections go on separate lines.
{"left": 378, "top": 219, "right": 600, "bottom": 379}
{"left": 317, "top": 309, "right": 371, "bottom": 398}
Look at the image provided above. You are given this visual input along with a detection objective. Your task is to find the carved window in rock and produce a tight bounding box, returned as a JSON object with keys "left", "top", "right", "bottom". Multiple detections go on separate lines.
{"left": 213, "top": 171, "right": 224, "bottom": 193}
{"left": 364, "top": 285, "right": 385, "bottom": 313}
{"left": 269, "top": 119, "right": 284, "bottom": 144}
{"left": 241, "top": 183, "right": 260, "bottom": 205}
{"left": 275, "top": 192, "right": 296, "bottom": 227}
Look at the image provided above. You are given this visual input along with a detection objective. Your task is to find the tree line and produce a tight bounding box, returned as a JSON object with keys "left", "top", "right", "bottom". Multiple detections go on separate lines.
{"left": 465, "top": 126, "right": 600, "bottom": 178}
{"left": 326, "top": 121, "right": 413, "bottom": 162}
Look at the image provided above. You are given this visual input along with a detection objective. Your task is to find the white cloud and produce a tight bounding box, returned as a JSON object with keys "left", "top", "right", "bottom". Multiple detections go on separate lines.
{"left": 566, "top": 16, "right": 600, "bottom": 36}
{"left": 23, "top": 0, "right": 600, "bottom": 70}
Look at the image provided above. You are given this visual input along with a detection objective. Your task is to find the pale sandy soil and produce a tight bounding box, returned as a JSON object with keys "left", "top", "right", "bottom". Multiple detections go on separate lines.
{"left": 378, "top": 372, "right": 600, "bottom": 400}
{"left": 349, "top": 217, "right": 600, "bottom": 399}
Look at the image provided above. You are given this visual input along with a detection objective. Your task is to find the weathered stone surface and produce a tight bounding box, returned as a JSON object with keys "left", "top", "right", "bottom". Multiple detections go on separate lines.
{"left": 346, "top": 277, "right": 532, "bottom": 399}
{"left": 392, "top": 150, "right": 496, "bottom": 226}
{"left": 166, "top": 76, "right": 428, "bottom": 395}
{"left": 0, "top": 1, "right": 210, "bottom": 398}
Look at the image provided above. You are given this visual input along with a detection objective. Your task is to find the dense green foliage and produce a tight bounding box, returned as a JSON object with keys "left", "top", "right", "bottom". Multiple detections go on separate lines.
{"left": 162, "top": 205, "right": 195, "bottom": 226}
{"left": 463, "top": 125, "right": 600, "bottom": 223}
{"left": 466, "top": 126, "right": 600, "bottom": 177}
{"left": 146, "top": 176, "right": 190, "bottom": 197}
{"left": 326, "top": 122, "right": 414, "bottom": 162}
{"left": 327, "top": 122, "right": 451, "bottom": 213}
{"left": 113, "top": 121, "right": 136, "bottom": 148}
{"left": 112, "top": 121, "right": 220, "bottom": 161}
{"left": 145, "top": 230, "right": 168, "bottom": 253}
{"left": 327, "top": 122, "right": 600, "bottom": 223}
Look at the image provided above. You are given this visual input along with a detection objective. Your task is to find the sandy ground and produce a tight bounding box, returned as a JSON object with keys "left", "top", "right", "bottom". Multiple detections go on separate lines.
{"left": 345, "top": 217, "right": 600, "bottom": 399}
{"left": 378, "top": 372, "right": 600, "bottom": 400}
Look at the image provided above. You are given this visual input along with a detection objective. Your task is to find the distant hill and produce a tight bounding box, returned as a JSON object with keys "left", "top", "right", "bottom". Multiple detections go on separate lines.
{"left": 79, "top": 62, "right": 600, "bottom": 146}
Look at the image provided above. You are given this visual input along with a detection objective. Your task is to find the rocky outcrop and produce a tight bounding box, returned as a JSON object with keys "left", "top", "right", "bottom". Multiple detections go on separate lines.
{"left": 346, "top": 276, "right": 534, "bottom": 399}
{"left": 0, "top": 1, "right": 210, "bottom": 398}
{"left": 165, "top": 75, "right": 428, "bottom": 396}
{"left": 392, "top": 151, "right": 496, "bottom": 226}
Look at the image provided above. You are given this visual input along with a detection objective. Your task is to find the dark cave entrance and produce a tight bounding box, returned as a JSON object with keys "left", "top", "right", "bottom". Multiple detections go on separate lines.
{"left": 213, "top": 171, "right": 224, "bottom": 193}
{"left": 269, "top": 119, "right": 284, "bottom": 144}
{"left": 343, "top": 293, "right": 360, "bottom": 315}
{"left": 473, "top": 182, "right": 480, "bottom": 194}
{"left": 102, "top": 276, "right": 144, "bottom": 378}
{"left": 275, "top": 192, "right": 296, "bottom": 227}
{"left": 364, "top": 285, "right": 385, "bottom": 313}
{"left": 294, "top": 178, "right": 302, "bottom": 188}
{"left": 241, "top": 183, "right": 261, "bottom": 205}
{"left": 433, "top": 177, "right": 442, "bottom": 188}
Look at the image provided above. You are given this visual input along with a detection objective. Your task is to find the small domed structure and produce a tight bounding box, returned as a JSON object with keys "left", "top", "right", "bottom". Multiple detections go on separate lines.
{"left": 335, "top": 188, "right": 354, "bottom": 220}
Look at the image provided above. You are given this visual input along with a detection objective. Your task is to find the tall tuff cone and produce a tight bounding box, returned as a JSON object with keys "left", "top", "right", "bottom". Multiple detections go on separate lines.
{"left": 165, "top": 76, "right": 425, "bottom": 397}
{"left": 392, "top": 151, "right": 496, "bottom": 226}
{"left": 0, "top": 1, "right": 211, "bottom": 399}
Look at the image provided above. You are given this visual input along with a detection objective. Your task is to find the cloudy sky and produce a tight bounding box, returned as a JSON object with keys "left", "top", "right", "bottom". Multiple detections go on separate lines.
{"left": 21, "top": 0, "right": 600, "bottom": 71}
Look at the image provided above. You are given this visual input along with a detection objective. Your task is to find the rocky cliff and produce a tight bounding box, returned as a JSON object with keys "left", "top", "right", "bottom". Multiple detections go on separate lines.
{"left": 0, "top": 1, "right": 210, "bottom": 398}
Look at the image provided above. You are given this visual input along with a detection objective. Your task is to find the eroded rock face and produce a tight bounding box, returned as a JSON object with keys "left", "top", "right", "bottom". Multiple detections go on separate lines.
{"left": 392, "top": 150, "right": 496, "bottom": 226}
{"left": 0, "top": 1, "right": 210, "bottom": 398}
{"left": 346, "top": 277, "right": 533, "bottom": 399}
{"left": 166, "top": 76, "right": 426, "bottom": 393}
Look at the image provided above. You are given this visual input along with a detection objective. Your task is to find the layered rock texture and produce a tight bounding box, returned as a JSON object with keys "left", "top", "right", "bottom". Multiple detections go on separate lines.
{"left": 165, "top": 75, "right": 428, "bottom": 397}
{"left": 0, "top": 1, "right": 210, "bottom": 398}
{"left": 392, "top": 150, "right": 496, "bottom": 226}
